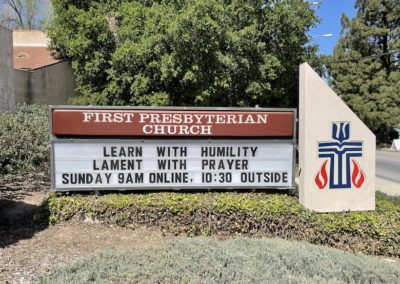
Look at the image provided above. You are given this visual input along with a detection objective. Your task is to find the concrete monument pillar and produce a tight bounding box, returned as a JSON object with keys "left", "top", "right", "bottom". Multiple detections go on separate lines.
{"left": 299, "top": 63, "right": 375, "bottom": 212}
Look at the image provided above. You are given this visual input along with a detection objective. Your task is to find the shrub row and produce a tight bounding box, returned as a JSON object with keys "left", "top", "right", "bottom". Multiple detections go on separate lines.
{"left": 46, "top": 191, "right": 400, "bottom": 257}
{"left": 0, "top": 105, "right": 50, "bottom": 174}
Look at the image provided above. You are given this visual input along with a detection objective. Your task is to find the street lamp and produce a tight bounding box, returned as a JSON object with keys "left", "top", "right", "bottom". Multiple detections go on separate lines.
{"left": 309, "top": 1, "right": 322, "bottom": 7}
{"left": 309, "top": 33, "right": 333, "bottom": 39}
{"left": 307, "top": 33, "right": 333, "bottom": 55}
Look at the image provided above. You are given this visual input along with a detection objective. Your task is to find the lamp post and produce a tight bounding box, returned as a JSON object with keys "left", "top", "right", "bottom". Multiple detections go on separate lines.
{"left": 308, "top": 1, "right": 322, "bottom": 7}
{"left": 309, "top": 33, "right": 333, "bottom": 40}
{"left": 308, "top": 34, "right": 333, "bottom": 54}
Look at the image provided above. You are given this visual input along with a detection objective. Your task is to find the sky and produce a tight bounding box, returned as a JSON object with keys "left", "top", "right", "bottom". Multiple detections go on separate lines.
{"left": 1, "top": 0, "right": 355, "bottom": 56}
{"left": 309, "top": 0, "right": 357, "bottom": 55}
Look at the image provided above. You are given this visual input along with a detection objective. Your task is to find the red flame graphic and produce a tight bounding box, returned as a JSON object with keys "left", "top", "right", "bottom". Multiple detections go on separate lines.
{"left": 315, "top": 160, "right": 328, "bottom": 190}
{"left": 352, "top": 160, "right": 365, "bottom": 188}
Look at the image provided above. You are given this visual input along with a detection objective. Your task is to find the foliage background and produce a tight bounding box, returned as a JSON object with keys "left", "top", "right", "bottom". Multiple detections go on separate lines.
{"left": 326, "top": 0, "right": 400, "bottom": 141}
{"left": 49, "top": 0, "right": 319, "bottom": 108}
{"left": 0, "top": 105, "right": 49, "bottom": 174}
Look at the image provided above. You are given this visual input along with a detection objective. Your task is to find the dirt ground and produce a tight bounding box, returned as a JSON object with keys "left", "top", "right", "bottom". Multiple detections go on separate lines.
{"left": 1, "top": 222, "right": 171, "bottom": 283}
{"left": 0, "top": 174, "right": 173, "bottom": 283}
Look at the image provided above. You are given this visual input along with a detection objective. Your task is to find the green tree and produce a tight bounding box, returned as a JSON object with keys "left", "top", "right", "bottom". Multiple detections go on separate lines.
{"left": 49, "top": 0, "right": 318, "bottom": 107}
{"left": 327, "top": 0, "right": 400, "bottom": 142}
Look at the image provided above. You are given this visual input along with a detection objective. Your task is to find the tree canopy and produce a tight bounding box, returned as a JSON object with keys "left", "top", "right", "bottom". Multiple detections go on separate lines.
{"left": 49, "top": 0, "right": 318, "bottom": 107}
{"left": 327, "top": 0, "right": 400, "bottom": 141}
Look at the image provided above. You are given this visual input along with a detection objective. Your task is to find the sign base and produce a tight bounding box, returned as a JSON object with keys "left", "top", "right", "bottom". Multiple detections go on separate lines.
{"left": 299, "top": 63, "right": 375, "bottom": 212}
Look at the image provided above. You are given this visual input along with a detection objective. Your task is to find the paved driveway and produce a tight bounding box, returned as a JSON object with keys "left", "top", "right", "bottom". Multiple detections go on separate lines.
{"left": 376, "top": 150, "right": 400, "bottom": 183}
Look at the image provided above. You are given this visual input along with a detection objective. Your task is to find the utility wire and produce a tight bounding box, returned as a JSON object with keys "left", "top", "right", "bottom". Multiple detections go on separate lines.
{"left": 328, "top": 50, "right": 400, "bottom": 64}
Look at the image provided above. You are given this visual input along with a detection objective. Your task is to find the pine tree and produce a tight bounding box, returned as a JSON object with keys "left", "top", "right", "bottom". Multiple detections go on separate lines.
{"left": 327, "top": 0, "right": 400, "bottom": 142}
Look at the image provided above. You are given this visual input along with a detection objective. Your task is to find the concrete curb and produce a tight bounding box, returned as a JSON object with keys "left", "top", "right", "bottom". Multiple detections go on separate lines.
{"left": 294, "top": 177, "right": 399, "bottom": 196}
{"left": 376, "top": 177, "right": 400, "bottom": 196}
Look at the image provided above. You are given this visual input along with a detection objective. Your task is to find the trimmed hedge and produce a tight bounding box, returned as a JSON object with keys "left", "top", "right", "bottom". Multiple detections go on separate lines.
{"left": 46, "top": 191, "right": 400, "bottom": 257}
{"left": 39, "top": 238, "right": 400, "bottom": 283}
{"left": 0, "top": 105, "right": 50, "bottom": 174}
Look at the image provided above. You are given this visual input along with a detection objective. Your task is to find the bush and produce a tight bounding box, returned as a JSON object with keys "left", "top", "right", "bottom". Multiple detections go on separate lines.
{"left": 46, "top": 191, "right": 400, "bottom": 257}
{"left": 0, "top": 105, "right": 50, "bottom": 174}
{"left": 50, "top": 0, "right": 319, "bottom": 107}
{"left": 39, "top": 237, "right": 400, "bottom": 283}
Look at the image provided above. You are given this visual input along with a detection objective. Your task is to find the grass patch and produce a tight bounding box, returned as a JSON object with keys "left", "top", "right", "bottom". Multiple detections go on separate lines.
{"left": 38, "top": 237, "right": 400, "bottom": 283}
{"left": 46, "top": 191, "right": 400, "bottom": 257}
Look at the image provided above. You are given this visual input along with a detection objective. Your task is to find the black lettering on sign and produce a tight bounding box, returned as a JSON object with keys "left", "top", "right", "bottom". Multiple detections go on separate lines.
{"left": 126, "top": 173, "right": 134, "bottom": 183}
{"left": 95, "top": 174, "right": 102, "bottom": 184}
{"left": 118, "top": 173, "right": 124, "bottom": 184}
{"left": 118, "top": 173, "right": 144, "bottom": 184}
{"left": 242, "top": 172, "right": 261, "bottom": 183}
{"left": 202, "top": 172, "right": 212, "bottom": 183}
{"left": 218, "top": 172, "right": 232, "bottom": 183}
{"left": 149, "top": 173, "right": 156, "bottom": 184}
{"left": 93, "top": 159, "right": 142, "bottom": 170}
{"left": 148, "top": 172, "right": 189, "bottom": 183}
{"left": 157, "top": 146, "right": 187, "bottom": 157}
{"left": 240, "top": 172, "right": 288, "bottom": 183}
{"left": 272, "top": 172, "right": 281, "bottom": 182}
{"left": 103, "top": 146, "right": 143, "bottom": 157}
{"left": 60, "top": 173, "right": 105, "bottom": 184}
{"left": 201, "top": 147, "right": 258, "bottom": 157}
{"left": 282, "top": 172, "right": 288, "bottom": 183}
{"left": 264, "top": 172, "right": 270, "bottom": 182}
{"left": 158, "top": 159, "right": 187, "bottom": 170}
{"left": 201, "top": 147, "right": 210, "bottom": 157}
{"left": 105, "top": 173, "right": 112, "bottom": 183}
{"left": 136, "top": 173, "right": 144, "bottom": 183}
{"left": 201, "top": 159, "right": 216, "bottom": 170}
{"left": 202, "top": 159, "right": 248, "bottom": 170}
{"left": 62, "top": 173, "right": 69, "bottom": 184}
{"left": 241, "top": 172, "right": 246, "bottom": 182}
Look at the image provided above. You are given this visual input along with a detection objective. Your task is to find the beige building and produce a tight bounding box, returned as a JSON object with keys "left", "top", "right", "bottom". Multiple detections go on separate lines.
{"left": 0, "top": 26, "right": 77, "bottom": 112}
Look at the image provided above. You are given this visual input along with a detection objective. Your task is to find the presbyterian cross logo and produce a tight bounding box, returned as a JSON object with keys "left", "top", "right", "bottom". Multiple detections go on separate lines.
{"left": 315, "top": 122, "right": 365, "bottom": 189}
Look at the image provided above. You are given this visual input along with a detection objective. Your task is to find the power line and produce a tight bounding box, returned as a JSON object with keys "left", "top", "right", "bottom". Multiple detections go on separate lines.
{"left": 328, "top": 50, "right": 400, "bottom": 64}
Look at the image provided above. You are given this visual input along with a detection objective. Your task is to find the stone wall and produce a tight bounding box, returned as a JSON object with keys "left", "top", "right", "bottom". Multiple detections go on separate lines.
{"left": 0, "top": 26, "right": 77, "bottom": 112}
{"left": 13, "top": 62, "right": 77, "bottom": 106}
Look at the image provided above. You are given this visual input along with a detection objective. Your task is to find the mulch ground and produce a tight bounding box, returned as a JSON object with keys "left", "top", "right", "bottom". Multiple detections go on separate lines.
{"left": 0, "top": 173, "right": 173, "bottom": 283}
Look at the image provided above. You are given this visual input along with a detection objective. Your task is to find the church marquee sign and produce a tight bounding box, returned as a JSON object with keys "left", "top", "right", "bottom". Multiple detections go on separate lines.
{"left": 50, "top": 107, "right": 296, "bottom": 191}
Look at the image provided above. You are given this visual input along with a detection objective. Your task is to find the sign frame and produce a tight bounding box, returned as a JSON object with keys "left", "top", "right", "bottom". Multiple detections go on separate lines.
{"left": 49, "top": 106, "right": 297, "bottom": 192}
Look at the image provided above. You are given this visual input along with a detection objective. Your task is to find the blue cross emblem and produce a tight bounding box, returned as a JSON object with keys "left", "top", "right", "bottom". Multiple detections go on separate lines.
{"left": 317, "top": 122, "right": 364, "bottom": 189}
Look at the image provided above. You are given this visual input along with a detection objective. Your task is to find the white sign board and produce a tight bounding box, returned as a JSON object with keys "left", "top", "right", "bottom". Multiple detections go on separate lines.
{"left": 391, "top": 139, "right": 400, "bottom": 151}
{"left": 53, "top": 140, "right": 294, "bottom": 190}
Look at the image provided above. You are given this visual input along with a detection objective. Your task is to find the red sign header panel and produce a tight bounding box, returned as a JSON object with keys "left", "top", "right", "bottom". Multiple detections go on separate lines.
{"left": 52, "top": 109, "right": 294, "bottom": 138}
